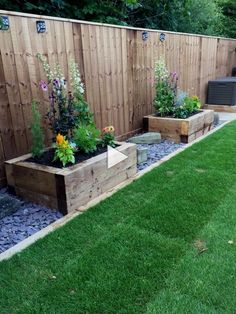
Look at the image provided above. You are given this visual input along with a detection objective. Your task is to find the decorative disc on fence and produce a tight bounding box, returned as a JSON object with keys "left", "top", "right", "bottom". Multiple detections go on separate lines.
{"left": 0, "top": 16, "right": 9, "bottom": 30}
{"left": 160, "top": 33, "right": 166, "bottom": 42}
{"left": 142, "top": 31, "right": 149, "bottom": 41}
{"left": 36, "top": 20, "right": 46, "bottom": 33}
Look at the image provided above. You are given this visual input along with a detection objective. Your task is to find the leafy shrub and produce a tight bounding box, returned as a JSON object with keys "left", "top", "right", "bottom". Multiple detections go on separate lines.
{"left": 101, "top": 126, "right": 116, "bottom": 147}
{"left": 174, "top": 96, "right": 201, "bottom": 119}
{"left": 73, "top": 125, "right": 101, "bottom": 154}
{"left": 154, "top": 58, "right": 177, "bottom": 116}
{"left": 154, "top": 81, "right": 175, "bottom": 116}
{"left": 54, "top": 133, "right": 75, "bottom": 167}
{"left": 31, "top": 100, "right": 44, "bottom": 158}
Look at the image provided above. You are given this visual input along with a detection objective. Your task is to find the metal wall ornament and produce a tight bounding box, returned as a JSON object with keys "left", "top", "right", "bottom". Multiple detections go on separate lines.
{"left": 36, "top": 20, "right": 46, "bottom": 33}
{"left": 160, "top": 33, "right": 166, "bottom": 42}
{"left": 142, "top": 31, "right": 149, "bottom": 41}
{"left": 0, "top": 16, "right": 9, "bottom": 30}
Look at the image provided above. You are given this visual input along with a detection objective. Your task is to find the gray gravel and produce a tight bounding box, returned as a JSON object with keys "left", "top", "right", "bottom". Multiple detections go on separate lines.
{"left": 137, "top": 140, "right": 185, "bottom": 171}
{"left": 0, "top": 190, "right": 63, "bottom": 253}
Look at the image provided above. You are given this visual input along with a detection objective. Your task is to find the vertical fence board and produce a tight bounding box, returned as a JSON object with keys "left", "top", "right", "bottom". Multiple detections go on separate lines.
{"left": 0, "top": 20, "right": 28, "bottom": 155}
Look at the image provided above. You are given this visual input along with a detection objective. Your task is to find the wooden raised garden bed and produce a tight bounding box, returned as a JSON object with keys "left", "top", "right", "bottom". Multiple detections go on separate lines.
{"left": 5, "top": 142, "right": 137, "bottom": 215}
{"left": 143, "top": 109, "right": 214, "bottom": 143}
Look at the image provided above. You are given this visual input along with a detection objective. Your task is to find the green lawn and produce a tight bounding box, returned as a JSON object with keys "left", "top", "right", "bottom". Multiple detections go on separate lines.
{"left": 1, "top": 122, "right": 236, "bottom": 313}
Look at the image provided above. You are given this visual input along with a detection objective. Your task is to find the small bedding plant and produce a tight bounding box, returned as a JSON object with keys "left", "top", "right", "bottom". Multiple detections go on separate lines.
{"left": 29, "top": 55, "right": 115, "bottom": 168}
{"left": 154, "top": 57, "right": 201, "bottom": 118}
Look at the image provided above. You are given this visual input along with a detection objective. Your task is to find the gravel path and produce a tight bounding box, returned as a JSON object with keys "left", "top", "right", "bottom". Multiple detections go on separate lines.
{"left": 0, "top": 190, "right": 63, "bottom": 253}
{"left": 137, "top": 140, "right": 185, "bottom": 171}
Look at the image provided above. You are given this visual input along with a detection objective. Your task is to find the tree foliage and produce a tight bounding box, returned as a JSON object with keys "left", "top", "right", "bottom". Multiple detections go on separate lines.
{"left": 0, "top": 0, "right": 235, "bottom": 38}
{"left": 218, "top": 0, "right": 236, "bottom": 38}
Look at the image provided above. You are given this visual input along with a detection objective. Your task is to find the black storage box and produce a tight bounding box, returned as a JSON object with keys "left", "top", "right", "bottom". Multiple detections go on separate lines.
{"left": 207, "top": 77, "right": 236, "bottom": 106}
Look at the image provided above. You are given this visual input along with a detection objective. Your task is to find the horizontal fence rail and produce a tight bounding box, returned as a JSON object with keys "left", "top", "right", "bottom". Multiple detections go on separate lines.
{"left": 0, "top": 10, "right": 235, "bottom": 185}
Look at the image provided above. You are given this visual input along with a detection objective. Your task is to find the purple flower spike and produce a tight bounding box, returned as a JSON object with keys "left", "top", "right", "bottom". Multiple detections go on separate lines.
{"left": 39, "top": 80, "right": 48, "bottom": 91}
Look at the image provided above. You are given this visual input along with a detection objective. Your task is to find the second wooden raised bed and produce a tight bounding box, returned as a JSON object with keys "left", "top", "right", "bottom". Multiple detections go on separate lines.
{"left": 143, "top": 109, "right": 214, "bottom": 143}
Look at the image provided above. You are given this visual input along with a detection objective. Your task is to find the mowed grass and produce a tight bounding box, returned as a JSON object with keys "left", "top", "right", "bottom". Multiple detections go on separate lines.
{"left": 1, "top": 122, "right": 236, "bottom": 313}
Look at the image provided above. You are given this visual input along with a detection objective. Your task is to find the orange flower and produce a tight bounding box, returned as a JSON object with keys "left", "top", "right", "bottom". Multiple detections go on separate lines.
{"left": 102, "top": 126, "right": 115, "bottom": 133}
{"left": 56, "top": 133, "right": 64, "bottom": 145}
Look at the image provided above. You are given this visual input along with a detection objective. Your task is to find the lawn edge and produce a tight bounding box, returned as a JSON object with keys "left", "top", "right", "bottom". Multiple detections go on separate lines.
{"left": 0, "top": 121, "right": 231, "bottom": 262}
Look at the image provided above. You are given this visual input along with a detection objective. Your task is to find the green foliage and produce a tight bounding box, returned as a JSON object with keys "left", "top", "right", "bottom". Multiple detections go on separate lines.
{"left": 101, "top": 126, "right": 116, "bottom": 147}
{"left": 154, "top": 58, "right": 176, "bottom": 117}
{"left": 0, "top": 0, "right": 231, "bottom": 38}
{"left": 154, "top": 81, "right": 175, "bottom": 117}
{"left": 53, "top": 134, "right": 75, "bottom": 167}
{"left": 71, "top": 93, "right": 94, "bottom": 126}
{"left": 31, "top": 100, "right": 44, "bottom": 158}
{"left": 171, "top": 0, "right": 224, "bottom": 36}
{"left": 218, "top": 0, "right": 236, "bottom": 38}
{"left": 73, "top": 124, "right": 101, "bottom": 153}
{"left": 174, "top": 96, "right": 201, "bottom": 119}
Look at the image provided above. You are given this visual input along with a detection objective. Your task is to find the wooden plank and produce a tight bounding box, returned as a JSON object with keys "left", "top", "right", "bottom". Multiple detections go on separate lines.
{"left": 0, "top": 52, "right": 17, "bottom": 159}
{"left": 94, "top": 25, "right": 106, "bottom": 129}
{"left": 72, "top": 23, "right": 85, "bottom": 87}
{"left": 204, "top": 104, "right": 236, "bottom": 113}
{"left": 120, "top": 28, "right": 129, "bottom": 136}
{"left": 115, "top": 28, "right": 125, "bottom": 135}
{"left": 64, "top": 144, "right": 137, "bottom": 212}
{"left": 88, "top": 25, "right": 102, "bottom": 129}
{"left": 199, "top": 37, "right": 217, "bottom": 104}
{"left": 15, "top": 186, "right": 58, "bottom": 209}
{"left": 10, "top": 16, "right": 34, "bottom": 149}
{"left": 13, "top": 164, "right": 57, "bottom": 196}
{"left": 127, "top": 30, "right": 135, "bottom": 133}
{"left": 0, "top": 20, "right": 28, "bottom": 155}
{"left": 108, "top": 27, "right": 119, "bottom": 133}
{"left": 101, "top": 26, "right": 113, "bottom": 126}
{"left": 80, "top": 24, "right": 95, "bottom": 114}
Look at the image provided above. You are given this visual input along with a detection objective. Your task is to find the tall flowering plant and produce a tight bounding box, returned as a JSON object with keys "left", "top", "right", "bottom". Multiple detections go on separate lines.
{"left": 154, "top": 57, "right": 201, "bottom": 118}
{"left": 154, "top": 57, "right": 176, "bottom": 116}
{"left": 37, "top": 54, "right": 93, "bottom": 139}
{"left": 34, "top": 55, "right": 117, "bottom": 167}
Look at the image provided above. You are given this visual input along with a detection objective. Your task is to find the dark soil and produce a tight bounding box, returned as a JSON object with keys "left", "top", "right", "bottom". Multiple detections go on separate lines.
{"left": 27, "top": 145, "right": 110, "bottom": 168}
{"left": 155, "top": 110, "right": 201, "bottom": 119}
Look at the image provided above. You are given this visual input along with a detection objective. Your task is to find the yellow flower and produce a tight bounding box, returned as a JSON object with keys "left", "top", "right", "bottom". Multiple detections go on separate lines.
{"left": 108, "top": 126, "right": 115, "bottom": 132}
{"left": 56, "top": 133, "right": 64, "bottom": 146}
{"left": 192, "top": 96, "right": 199, "bottom": 101}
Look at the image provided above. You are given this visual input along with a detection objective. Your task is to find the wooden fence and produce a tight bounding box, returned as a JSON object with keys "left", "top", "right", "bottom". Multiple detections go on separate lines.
{"left": 0, "top": 10, "right": 235, "bottom": 185}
